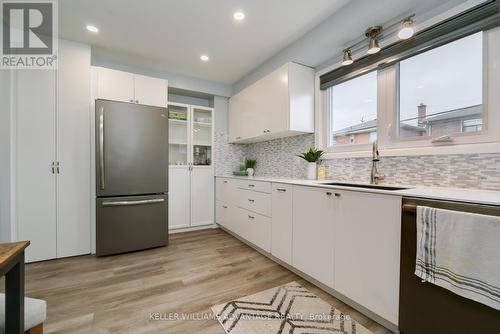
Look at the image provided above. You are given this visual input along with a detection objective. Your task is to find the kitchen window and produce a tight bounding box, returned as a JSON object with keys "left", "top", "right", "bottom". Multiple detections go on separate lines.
{"left": 397, "top": 33, "right": 483, "bottom": 139}
{"left": 321, "top": 26, "right": 500, "bottom": 154}
{"left": 326, "top": 71, "right": 377, "bottom": 147}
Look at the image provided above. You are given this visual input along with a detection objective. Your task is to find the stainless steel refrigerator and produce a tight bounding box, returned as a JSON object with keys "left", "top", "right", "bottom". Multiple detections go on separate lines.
{"left": 95, "top": 99, "right": 168, "bottom": 256}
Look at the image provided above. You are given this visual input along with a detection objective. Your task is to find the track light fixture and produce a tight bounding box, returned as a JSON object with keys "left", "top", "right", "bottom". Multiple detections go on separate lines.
{"left": 341, "top": 49, "right": 353, "bottom": 66}
{"left": 398, "top": 17, "right": 415, "bottom": 40}
{"left": 340, "top": 15, "right": 415, "bottom": 65}
{"left": 365, "top": 26, "right": 382, "bottom": 54}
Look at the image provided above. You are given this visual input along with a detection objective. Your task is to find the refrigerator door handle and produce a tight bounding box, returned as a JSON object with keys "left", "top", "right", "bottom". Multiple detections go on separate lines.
{"left": 101, "top": 198, "right": 165, "bottom": 207}
{"left": 98, "top": 106, "right": 105, "bottom": 190}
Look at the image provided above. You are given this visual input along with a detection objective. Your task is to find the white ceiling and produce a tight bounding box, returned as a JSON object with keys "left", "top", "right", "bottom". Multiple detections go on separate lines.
{"left": 59, "top": 0, "right": 350, "bottom": 84}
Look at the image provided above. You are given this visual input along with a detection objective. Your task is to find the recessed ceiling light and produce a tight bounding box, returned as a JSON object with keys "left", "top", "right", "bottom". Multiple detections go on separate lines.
{"left": 200, "top": 54, "right": 209, "bottom": 62}
{"left": 233, "top": 11, "right": 245, "bottom": 21}
{"left": 86, "top": 25, "right": 99, "bottom": 33}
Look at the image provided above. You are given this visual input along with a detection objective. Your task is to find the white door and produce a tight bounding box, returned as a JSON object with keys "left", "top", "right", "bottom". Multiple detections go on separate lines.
{"left": 334, "top": 191, "right": 402, "bottom": 324}
{"left": 15, "top": 70, "right": 57, "bottom": 263}
{"left": 292, "top": 186, "right": 335, "bottom": 288}
{"left": 134, "top": 74, "right": 168, "bottom": 107}
{"left": 271, "top": 183, "right": 293, "bottom": 265}
{"left": 168, "top": 167, "right": 190, "bottom": 229}
{"left": 56, "top": 40, "right": 91, "bottom": 258}
{"left": 191, "top": 167, "right": 214, "bottom": 226}
{"left": 96, "top": 67, "right": 134, "bottom": 103}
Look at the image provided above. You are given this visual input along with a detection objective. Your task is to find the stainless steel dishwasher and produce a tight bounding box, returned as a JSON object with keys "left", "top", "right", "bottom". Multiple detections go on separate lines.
{"left": 399, "top": 197, "right": 500, "bottom": 334}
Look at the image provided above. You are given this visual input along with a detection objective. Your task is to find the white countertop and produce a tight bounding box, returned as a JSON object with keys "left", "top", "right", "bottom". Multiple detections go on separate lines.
{"left": 217, "top": 175, "right": 500, "bottom": 206}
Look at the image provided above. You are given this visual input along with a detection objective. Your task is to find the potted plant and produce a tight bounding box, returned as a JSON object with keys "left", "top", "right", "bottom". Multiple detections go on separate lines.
{"left": 297, "top": 148, "right": 324, "bottom": 180}
{"left": 245, "top": 158, "right": 257, "bottom": 177}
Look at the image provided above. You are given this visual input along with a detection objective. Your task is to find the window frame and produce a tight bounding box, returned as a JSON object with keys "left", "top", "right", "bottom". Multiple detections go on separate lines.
{"left": 318, "top": 26, "right": 500, "bottom": 157}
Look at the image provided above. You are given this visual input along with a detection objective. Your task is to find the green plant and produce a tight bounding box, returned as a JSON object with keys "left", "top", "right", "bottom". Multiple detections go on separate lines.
{"left": 245, "top": 158, "right": 257, "bottom": 169}
{"left": 297, "top": 148, "right": 324, "bottom": 163}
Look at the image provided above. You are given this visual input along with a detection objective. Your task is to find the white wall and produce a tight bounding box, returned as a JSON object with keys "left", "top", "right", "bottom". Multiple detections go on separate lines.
{"left": 0, "top": 71, "right": 11, "bottom": 242}
{"left": 93, "top": 51, "right": 233, "bottom": 98}
{"left": 232, "top": 0, "right": 468, "bottom": 94}
{"left": 212, "top": 96, "right": 229, "bottom": 133}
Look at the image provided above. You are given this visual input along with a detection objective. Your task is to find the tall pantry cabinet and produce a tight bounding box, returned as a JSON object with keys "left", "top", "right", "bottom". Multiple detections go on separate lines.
{"left": 13, "top": 40, "right": 91, "bottom": 262}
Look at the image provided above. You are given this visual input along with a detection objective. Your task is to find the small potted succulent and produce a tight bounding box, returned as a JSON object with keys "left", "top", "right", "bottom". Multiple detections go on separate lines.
{"left": 245, "top": 158, "right": 257, "bottom": 177}
{"left": 297, "top": 148, "right": 324, "bottom": 180}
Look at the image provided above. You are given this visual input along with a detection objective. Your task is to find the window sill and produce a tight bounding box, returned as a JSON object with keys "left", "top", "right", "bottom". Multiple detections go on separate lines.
{"left": 321, "top": 141, "right": 500, "bottom": 160}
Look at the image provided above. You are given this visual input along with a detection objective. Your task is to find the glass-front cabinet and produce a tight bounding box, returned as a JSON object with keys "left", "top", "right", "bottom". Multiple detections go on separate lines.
{"left": 168, "top": 102, "right": 214, "bottom": 231}
{"left": 168, "top": 104, "right": 213, "bottom": 167}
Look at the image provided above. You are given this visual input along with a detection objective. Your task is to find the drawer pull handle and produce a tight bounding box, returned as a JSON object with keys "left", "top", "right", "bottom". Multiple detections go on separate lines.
{"left": 222, "top": 205, "right": 228, "bottom": 209}
{"left": 277, "top": 188, "right": 286, "bottom": 192}
{"left": 248, "top": 199, "right": 255, "bottom": 202}
{"left": 334, "top": 193, "right": 341, "bottom": 197}
{"left": 248, "top": 215, "right": 255, "bottom": 219}
{"left": 248, "top": 184, "right": 255, "bottom": 187}
{"left": 326, "top": 192, "right": 332, "bottom": 196}
{"left": 223, "top": 180, "right": 228, "bottom": 184}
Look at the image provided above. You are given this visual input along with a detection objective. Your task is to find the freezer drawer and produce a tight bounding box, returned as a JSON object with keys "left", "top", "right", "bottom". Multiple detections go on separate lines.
{"left": 96, "top": 194, "right": 168, "bottom": 256}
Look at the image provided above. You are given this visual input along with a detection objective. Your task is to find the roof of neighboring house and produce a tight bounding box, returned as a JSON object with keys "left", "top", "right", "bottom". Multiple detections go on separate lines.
{"left": 425, "top": 104, "right": 482, "bottom": 123}
{"left": 333, "top": 119, "right": 425, "bottom": 136}
{"left": 332, "top": 104, "right": 482, "bottom": 136}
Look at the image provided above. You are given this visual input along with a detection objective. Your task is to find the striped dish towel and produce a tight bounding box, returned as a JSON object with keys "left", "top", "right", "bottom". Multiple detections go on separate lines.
{"left": 416, "top": 206, "right": 500, "bottom": 311}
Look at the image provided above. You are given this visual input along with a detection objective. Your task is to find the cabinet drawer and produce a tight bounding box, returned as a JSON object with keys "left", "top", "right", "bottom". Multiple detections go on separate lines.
{"left": 235, "top": 207, "right": 271, "bottom": 253}
{"left": 216, "top": 177, "right": 237, "bottom": 203}
{"left": 236, "top": 189, "right": 271, "bottom": 217}
{"left": 235, "top": 179, "right": 271, "bottom": 193}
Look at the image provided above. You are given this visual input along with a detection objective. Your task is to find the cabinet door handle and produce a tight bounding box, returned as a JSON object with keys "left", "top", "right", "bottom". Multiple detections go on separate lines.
{"left": 334, "top": 193, "right": 341, "bottom": 197}
{"left": 129, "top": 99, "right": 134, "bottom": 103}
{"left": 223, "top": 180, "right": 228, "bottom": 184}
{"left": 326, "top": 192, "right": 332, "bottom": 196}
{"left": 248, "top": 184, "right": 255, "bottom": 187}
{"left": 135, "top": 100, "right": 139, "bottom": 104}
{"left": 248, "top": 215, "right": 255, "bottom": 219}
{"left": 222, "top": 205, "right": 228, "bottom": 209}
{"left": 248, "top": 199, "right": 255, "bottom": 202}
{"left": 277, "top": 188, "right": 286, "bottom": 192}
{"left": 56, "top": 161, "right": 60, "bottom": 174}
{"left": 51, "top": 161, "right": 55, "bottom": 174}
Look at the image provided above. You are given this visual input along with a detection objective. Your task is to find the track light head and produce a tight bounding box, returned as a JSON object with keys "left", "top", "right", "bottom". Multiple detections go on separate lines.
{"left": 341, "top": 49, "right": 353, "bottom": 66}
{"left": 365, "top": 26, "right": 382, "bottom": 54}
{"left": 398, "top": 17, "right": 415, "bottom": 40}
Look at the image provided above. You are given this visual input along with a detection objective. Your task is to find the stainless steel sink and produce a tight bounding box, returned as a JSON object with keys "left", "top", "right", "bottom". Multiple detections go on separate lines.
{"left": 317, "top": 182, "right": 410, "bottom": 191}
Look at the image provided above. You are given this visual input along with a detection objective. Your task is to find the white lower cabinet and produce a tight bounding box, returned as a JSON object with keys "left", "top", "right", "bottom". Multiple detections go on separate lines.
{"left": 292, "top": 186, "right": 335, "bottom": 288}
{"left": 334, "top": 190, "right": 402, "bottom": 324}
{"left": 236, "top": 208, "right": 271, "bottom": 252}
{"left": 215, "top": 177, "right": 402, "bottom": 325}
{"left": 271, "top": 183, "right": 293, "bottom": 265}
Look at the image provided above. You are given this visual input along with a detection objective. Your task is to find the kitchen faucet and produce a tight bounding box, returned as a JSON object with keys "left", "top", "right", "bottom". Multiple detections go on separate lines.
{"left": 371, "top": 140, "right": 384, "bottom": 184}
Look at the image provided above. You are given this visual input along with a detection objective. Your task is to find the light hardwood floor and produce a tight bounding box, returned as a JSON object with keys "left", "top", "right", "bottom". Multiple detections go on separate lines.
{"left": 23, "top": 228, "right": 392, "bottom": 334}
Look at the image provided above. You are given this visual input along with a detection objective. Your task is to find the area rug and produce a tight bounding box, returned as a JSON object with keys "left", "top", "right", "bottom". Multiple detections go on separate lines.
{"left": 211, "top": 282, "right": 373, "bottom": 334}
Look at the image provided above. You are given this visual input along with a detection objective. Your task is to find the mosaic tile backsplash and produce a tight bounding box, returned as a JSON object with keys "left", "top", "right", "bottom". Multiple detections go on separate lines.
{"left": 214, "top": 132, "right": 500, "bottom": 191}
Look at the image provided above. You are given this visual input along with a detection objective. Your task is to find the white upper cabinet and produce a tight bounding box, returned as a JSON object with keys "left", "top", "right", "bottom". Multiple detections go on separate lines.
{"left": 95, "top": 67, "right": 168, "bottom": 107}
{"left": 96, "top": 67, "right": 135, "bottom": 103}
{"left": 334, "top": 190, "right": 402, "bottom": 324}
{"left": 229, "top": 62, "right": 314, "bottom": 143}
{"left": 134, "top": 74, "right": 168, "bottom": 107}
